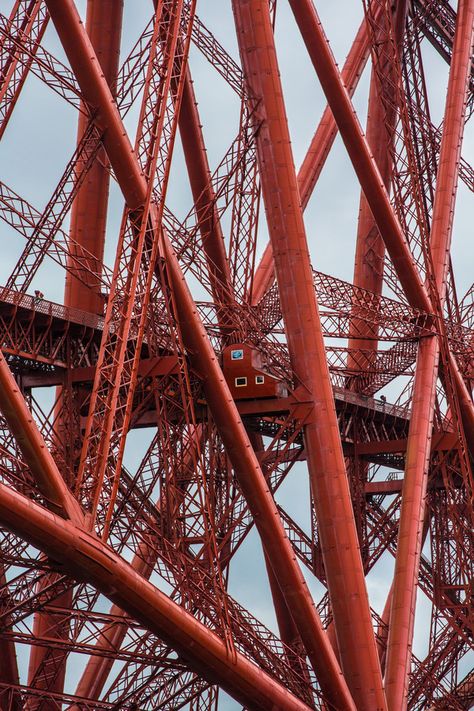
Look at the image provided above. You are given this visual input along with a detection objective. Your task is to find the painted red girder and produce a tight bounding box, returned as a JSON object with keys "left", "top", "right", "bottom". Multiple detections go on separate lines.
{"left": 0, "top": 1, "right": 472, "bottom": 710}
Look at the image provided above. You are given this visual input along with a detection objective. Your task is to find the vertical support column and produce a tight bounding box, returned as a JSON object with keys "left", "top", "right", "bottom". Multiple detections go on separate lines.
{"left": 384, "top": 2, "right": 474, "bottom": 708}
{"left": 43, "top": 2, "right": 355, "bottom": 706}
{"left": 349, "top": 1, "right": 407, "bottom": 367}
{"left": 232, "top": 2, "right": 386, "bottom": 708}
{"left": 64, "top": 0, "right": 124, "bottom": 314}
{"left": 252, "top": 13, "right": 371, "bottom": 303}
{"left": 27, "top": 2, "right": 124, "bottom": 704}
{"left": 178, "top": 69, "right": 233, "bottom": 303}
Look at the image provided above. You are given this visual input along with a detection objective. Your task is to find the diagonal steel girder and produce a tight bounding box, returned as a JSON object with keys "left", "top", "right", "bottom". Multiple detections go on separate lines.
{"left": 251, "top": 8, "right": 372, "bottom": 303}
{"left": 64, "top": 0, "right": 124, "bottom": 315}
{"left": 19, "top": 0, "right": 354, "bottom": 707}
{"left": 0, "top": 349, "right": 82, "bottom": 524}
{"left": 0, "top": 482, "right": 312, "bottom": 711}
{"left": 231, "top": 1, "right": 386, "bottom": 709}
{"left": 384, "top": 1, "right": 474, "bottom": 708}
{"left": 287, "top": 0, "right": 474, "bottom": 458}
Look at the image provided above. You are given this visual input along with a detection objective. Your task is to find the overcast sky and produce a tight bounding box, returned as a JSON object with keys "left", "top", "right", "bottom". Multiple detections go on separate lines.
{"left": 1, "top": 0, "right": 472, "bottom": 708}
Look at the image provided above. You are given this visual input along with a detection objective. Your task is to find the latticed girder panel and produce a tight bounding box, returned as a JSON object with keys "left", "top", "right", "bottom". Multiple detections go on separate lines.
{"left": 0, "top": 0, "right": 472, "bottom": 710}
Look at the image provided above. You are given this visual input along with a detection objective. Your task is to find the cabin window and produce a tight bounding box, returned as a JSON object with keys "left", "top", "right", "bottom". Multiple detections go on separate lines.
{"left": 231, "top": 349, "right": 244, "bottom": 360}
{"left": 235, "top": 376, "right": 247, "bottom": 387}
{"left": 255, "top": 375, "right": 265, "bottom": 384}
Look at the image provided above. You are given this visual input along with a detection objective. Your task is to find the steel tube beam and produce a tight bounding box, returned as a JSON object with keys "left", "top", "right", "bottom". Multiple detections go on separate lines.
{"left": 252, "top": 12, "right": 371, "bottom": 303}
{"left": 384, "top": 1, "right": 474, "bottom": 708}
{"left": 42, "top": 2, "right": 353, "bottom": 706}
{"left": 64, "top": 0, "right": 124, "bottom": 314}
{"left": 232, "top": 1, "right": 386, "bottom": 708}
{"left": 28, "top": 4, "right": 125, "bottom": 701}
{"left": 0, "top": 483, "right": 313, "bottom": 711}
{"left": 162, "top": 236, "right": 354, "bottom": 710}
{"left": 0, "top": 569, "right": 20, "bottom": 711}
{"left": 43, "top": 0, "right": 144, "bottom": 211}
{"left": 286, "top": 0, "right": 431, "bottom": 315}
{"left": 0, "top": 350, "right": 82, "bottom": 523}
{"left": 349, "top": 68, "right": 394, "bottom": 356}
{"left": 178, "top": 67, "right": 234, "bottom": 302}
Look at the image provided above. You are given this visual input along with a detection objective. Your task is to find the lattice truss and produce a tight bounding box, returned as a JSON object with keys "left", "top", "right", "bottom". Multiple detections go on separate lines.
{"left": 0, "top": 0, "right": 472, "bottom": 709}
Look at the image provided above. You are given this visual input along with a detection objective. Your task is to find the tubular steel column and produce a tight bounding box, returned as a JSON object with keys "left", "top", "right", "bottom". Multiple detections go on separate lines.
{"left": 26, "top": 4, "right": 125, "bottom": 703}
{"left": 349, "top": 1, "right": 407, "bottom": 366}
{"left": 0, "top": 483, "right": 313, "bottom": 711}
{"left": 384, "top": 1, "right": 474, "bottom": 708}
{"left": 64, "top": 0, "right": 124, "bottom": 314}
{"left": 286, "top": 0, "right": 430, "bottom": 315}
{"left": 40, "top": 2, "right": 354, "bottom": 706}
{"left": 178, "top": 67, "right": 234, "bottom": 303}
{"left": 252, "top": 13, "right": 371, "bottom": 304}
{"left": 232, "top": 1, "right": 386, "bottom": 708}
{"left": 349, "top": 72, "right": 394, "bottom": 350}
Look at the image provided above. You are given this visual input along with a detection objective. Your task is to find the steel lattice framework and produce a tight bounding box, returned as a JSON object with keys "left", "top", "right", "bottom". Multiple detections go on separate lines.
{"left": 0, "top": 0, "right": 472, "bottom": 709}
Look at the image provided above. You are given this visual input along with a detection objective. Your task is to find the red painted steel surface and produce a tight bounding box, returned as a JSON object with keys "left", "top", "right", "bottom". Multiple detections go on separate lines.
{"left": 0, "top": 1, "right": 472, "bottom": 710}
{"left": 385, "top": 1, "right": 474, "bottom": 708}
{"left": 232, "top": 1, "right": 385, "bottom": 707}
{"left": 64, "top": 0, "right": 124, "bottom": 315}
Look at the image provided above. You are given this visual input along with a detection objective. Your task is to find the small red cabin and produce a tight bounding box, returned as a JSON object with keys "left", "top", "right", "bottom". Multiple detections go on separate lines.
{"left": 222, "top": 343, "right": 287, "bottom": 400}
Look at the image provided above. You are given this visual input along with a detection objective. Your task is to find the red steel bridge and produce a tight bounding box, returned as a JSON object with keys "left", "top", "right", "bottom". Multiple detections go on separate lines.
{"left": 0, "top": 0, "right": 472, "bottom": 709}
